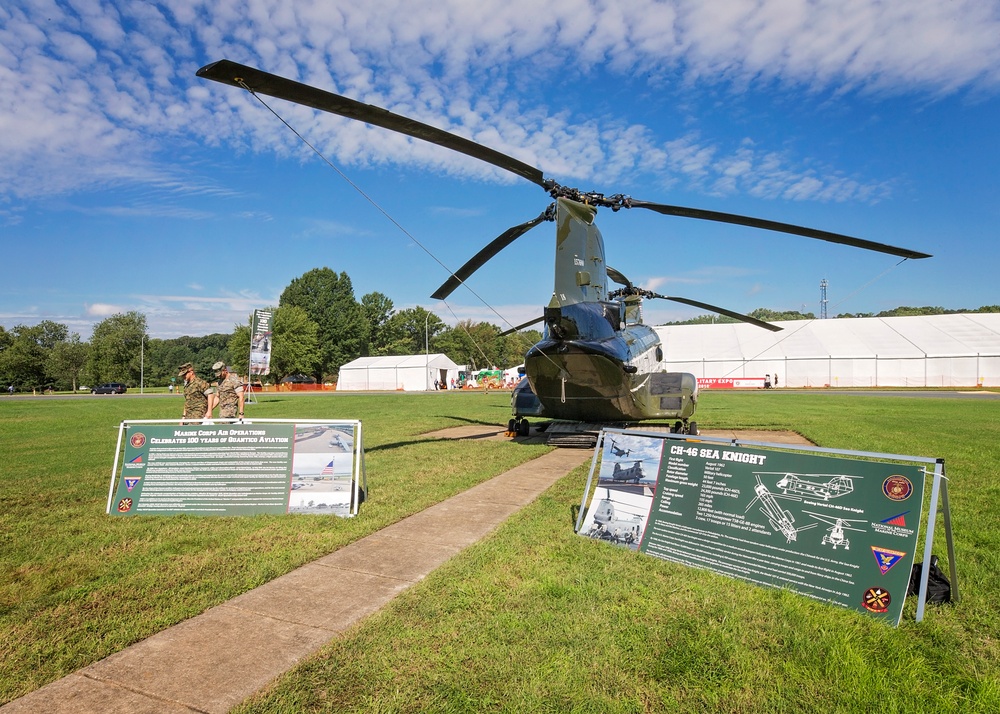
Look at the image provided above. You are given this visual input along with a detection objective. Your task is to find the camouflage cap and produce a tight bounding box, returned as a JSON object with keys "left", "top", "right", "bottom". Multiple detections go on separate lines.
{"left": 177, "top": 362, "right": 194, "bottom": 377}
{"left": 212, "top": 360, "right": 227, "bottom": 374}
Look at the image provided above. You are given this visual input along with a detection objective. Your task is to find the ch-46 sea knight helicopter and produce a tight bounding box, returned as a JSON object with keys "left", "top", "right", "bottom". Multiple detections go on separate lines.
{"left": 197, "top": 60, "right": 932, "bottom": 441}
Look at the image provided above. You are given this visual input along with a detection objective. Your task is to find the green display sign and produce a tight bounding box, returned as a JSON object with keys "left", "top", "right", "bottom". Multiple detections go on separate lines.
{"left": 107, "top": 420, "right": 363, "bottom": 517}
{"left": 579, "top": 432, "right": 927, "bottom": 626}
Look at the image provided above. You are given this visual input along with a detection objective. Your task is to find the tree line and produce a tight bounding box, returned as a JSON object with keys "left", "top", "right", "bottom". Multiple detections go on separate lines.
{"left": 0, "top": 268, "right": 540, "bottom": 392}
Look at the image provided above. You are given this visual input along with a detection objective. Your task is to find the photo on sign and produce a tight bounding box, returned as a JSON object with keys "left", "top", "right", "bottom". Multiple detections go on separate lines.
{"left": 597, "top": 434, "right": 663, "bottom": 491}
{"left": 579, "top": 434, "right": 664, "bottom": 550}
{"left": 580, "top": 486, "right": 653, "bottom": 550}
{"left": 289, "top": 424, "right": 356, "bottom": 515}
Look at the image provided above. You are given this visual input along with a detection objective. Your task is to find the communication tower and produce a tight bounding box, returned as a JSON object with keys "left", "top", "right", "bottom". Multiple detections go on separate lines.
{"left": 820, "top": 279, "right": 828, "bottom": 319}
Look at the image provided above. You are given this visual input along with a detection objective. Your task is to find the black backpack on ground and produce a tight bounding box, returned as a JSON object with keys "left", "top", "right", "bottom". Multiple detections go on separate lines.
{"left": 907, "top": 555, "right": 951, "bottom": 604}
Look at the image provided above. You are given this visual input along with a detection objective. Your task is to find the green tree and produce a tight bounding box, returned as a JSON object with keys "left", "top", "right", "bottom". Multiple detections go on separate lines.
{"left": 385, "top": 307, "right": 446, "bottom": 355}
{"left": 0, "top": 322, "right": 70, "bottom": 390}
{"left": 661, "top": 308, "right": 815, "bottom": 326}
{"left": 361, "top": 292, "right": 398, "bottom": 356}
{"left": 436, "top": 320, "right": 503, "bottom": 370}
{"left": 497, "top": 329, "right": 541, "bottom": 368}
{"left": 227, "top": 306, "right": 320, "bottom": 382}
{"left": 47, "top": 333, "right": 90, "bottom": 391}
{"left": 280, "top": 268, "right": 368, "bottom": 379}
{"left": 0, "top": 327, "right": 46, "bottom": 390}
{"left": 86, "top": 312, "right": 147, "bottom": 386}
{"left": 875, "top": 306, "right": 947, "bottom": 317}
{"left": 747, "top": 308, "right": 815, "bottom": 322}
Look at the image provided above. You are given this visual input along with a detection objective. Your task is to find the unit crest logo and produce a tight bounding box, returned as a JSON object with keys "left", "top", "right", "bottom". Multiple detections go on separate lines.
{"left": 882, "top": 475, "right": 913, "bottom": 501}
{"left": 130, "top": 433, "right": 146, "bottom": 448}
{"left": 862, "top": 587, "right": 891, "bottom": 613}
{"left": 117, "top": 498, "right": 133, "bottom": 513}
{"left": 871, "top": 546, "right": 907, "bottom": 575}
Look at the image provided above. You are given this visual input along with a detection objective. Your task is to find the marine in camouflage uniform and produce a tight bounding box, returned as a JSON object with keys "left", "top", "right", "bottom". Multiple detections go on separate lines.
{"left": 177, "top": 363, "right": 214, "bottom": 422}
{"left": 211, "top": 361, "right": 245, "bottom": 419}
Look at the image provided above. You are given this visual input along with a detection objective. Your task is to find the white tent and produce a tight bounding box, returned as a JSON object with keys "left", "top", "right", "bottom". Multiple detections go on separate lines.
{"left": 337, "top": 354, "right": 464, "bottom": 391}
{"left": 655, "top": 313, "right": 1000, "bottom": 388}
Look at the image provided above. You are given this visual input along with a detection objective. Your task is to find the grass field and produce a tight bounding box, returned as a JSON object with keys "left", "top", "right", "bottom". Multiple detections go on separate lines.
{"left": 2, "top": 390, "right": 999, "bottom": 711}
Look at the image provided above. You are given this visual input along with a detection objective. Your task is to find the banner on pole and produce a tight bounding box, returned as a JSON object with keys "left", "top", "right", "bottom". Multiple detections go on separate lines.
{"left": 250, "top": 309, "right": 273, "bottom": 376}
{"left": 107, "top": 420, "right": 365, "bottom": 517}
{"left": 577, "top": 430, "right": 932, "bottom": 626}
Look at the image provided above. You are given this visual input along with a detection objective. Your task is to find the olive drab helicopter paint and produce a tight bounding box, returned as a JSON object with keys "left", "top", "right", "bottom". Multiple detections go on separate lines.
{"left": 197, "top": 60, "right": 932, "bottom": 439}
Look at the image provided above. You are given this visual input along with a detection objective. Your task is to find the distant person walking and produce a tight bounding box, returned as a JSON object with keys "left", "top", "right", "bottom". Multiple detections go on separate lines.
{"left": 209, "top": 361, "right": 245, "bottom": 419}
{"left": 178, "top": 363, "right": 214, "bottom": 423}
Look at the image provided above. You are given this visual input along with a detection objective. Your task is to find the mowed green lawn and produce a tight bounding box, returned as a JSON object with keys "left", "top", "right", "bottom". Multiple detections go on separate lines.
{"left": 2, "top": 391, "right": 999, "bottom": 711}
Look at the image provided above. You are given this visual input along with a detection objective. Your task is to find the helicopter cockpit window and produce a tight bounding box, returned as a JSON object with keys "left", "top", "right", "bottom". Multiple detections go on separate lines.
{"left": 624, "top": 301, "right": 642, "bottom": 326}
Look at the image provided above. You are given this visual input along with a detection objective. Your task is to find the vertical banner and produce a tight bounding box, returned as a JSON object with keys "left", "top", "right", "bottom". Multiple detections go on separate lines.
{"left": 250, "top": 309, "right": 273, "bottom": 376}
{"left": 578, "top": 431, "right": 929, "bottom": 626}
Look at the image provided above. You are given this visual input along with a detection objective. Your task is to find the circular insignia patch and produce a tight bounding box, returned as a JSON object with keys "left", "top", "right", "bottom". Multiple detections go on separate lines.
{"left": 862, "top": 586, "right": 891, "bottom": 613}
{"left": 130, "top": 432, "right": 146, "bottom": 448}
{"left": 882, "top": 475, "right": 913, "bottom": 501}
{"left": 117, "top": 498, "right": 133, "bottom": 513}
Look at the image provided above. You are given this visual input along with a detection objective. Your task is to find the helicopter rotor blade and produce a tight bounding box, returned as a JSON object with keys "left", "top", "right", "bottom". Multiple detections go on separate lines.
{"left": 431, "top": 205, "right": 555, "bottom": 300}
{"left": 650, "top": 294, "right": 784, "bottom": 332}
{"left": 498, "top": 315, "right": 545, "bottom": 337}
{"left": 627, "top": 199, "right": 931, "bottom": 260}
{"left": 197, "top": 59, "right": 547, "bottom": 188}
{"left": 606, "top": 266, "right": 633, "bottom": 289}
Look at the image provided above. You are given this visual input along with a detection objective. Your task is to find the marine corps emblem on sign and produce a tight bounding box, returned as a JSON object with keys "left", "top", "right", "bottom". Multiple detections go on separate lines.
{"left": 882, "top": 475, "right": 913, "bottom": 501}
{"left": 862, "top": 587, "right": 891, "bottom": 613}
{"left": 117, "top": 498, "right": 133, "bottom": 513}
{"left": 130, "top": 432, "right": 146, "bottom": 448}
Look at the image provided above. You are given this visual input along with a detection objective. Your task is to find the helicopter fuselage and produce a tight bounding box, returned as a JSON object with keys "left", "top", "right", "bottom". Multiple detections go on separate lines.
{"left": 515, "top": 198, "right": 697, "bottom": 424}
{"left": 525, "top": 307, "right": 696, "bottom": 422}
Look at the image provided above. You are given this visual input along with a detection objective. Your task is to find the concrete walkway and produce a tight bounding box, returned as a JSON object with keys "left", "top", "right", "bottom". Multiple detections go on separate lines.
{"left": 3, "top": 438, "right": 592, "bottom": 714}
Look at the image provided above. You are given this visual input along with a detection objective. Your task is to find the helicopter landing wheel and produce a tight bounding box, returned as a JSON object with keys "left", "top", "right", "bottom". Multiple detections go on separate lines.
{"left": 687, "top": 421, "right": 698, "bottom": 435}
{"left": 507, "top": 418, "right": 517, "bottom": 433}
{"left": 517, "top": 418, "right": 530, "bottom": 437}
{"left": 672, "top": 421, "right": 682, "bottom": 434}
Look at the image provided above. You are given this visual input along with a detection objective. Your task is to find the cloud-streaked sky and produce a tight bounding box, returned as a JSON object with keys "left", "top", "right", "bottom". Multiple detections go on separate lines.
{"left": 2, "top": 0, "right": 998, "bottom": 338}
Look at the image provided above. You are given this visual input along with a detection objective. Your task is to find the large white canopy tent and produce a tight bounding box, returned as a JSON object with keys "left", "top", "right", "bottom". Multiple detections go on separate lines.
{"left": 655, "top": 313, "right": 1000, "bottom": 388}
{"left": 337, "top": 354, "right": 463, "bottom": 391}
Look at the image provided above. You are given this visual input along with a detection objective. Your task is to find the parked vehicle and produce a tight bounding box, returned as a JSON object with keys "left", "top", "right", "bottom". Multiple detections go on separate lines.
{"left": 92, "top": 383, "right": 127, "bottom": 394}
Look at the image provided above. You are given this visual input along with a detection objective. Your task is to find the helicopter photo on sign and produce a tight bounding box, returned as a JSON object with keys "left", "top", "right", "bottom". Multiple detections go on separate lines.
{"left": 579, "top": 434, "right": 665, "bottom": 550}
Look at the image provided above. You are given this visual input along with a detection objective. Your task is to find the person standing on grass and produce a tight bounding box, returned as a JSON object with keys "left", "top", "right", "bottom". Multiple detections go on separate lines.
{"left": 178, "top": 363, "right": 214, "bottom": 423}
{"left": 209, "top": 361, "right": 245, "bottom": 419}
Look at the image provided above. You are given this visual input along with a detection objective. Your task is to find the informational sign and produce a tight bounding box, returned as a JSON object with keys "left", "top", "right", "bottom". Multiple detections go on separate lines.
{"left": 250, "top": 309, "right": 273, "bottom": 376}
{"left": 577, "top": 431, "right": 930, "bottom": 626}
{"left": 697, "top": 377, "right": 766, "bottom": 389}
{"left": 106, "top": 420, "right": 364, "bottom": 517}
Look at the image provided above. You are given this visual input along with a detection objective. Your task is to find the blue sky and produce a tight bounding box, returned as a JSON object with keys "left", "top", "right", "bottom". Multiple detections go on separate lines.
{"left": 2, "top": 0, "right": 998, "bottom": 339}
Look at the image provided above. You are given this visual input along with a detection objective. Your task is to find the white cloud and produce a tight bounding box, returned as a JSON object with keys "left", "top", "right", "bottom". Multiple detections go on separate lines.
{"left": 84, "top": 302, "right": 126, "bottom": 317}
{"left": 1, "top": 0, "right": 998, "bottom": 207}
